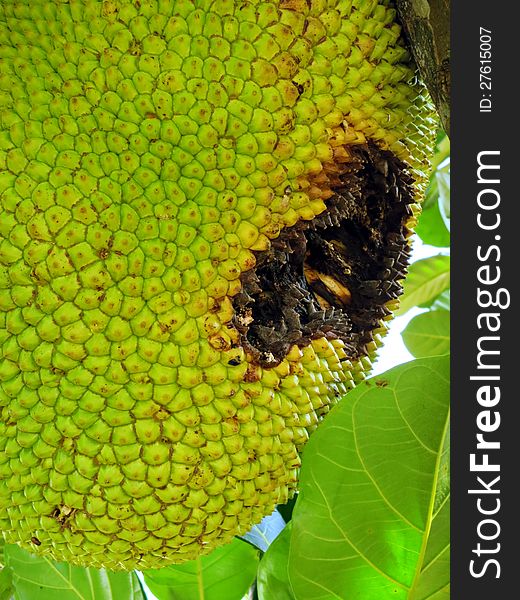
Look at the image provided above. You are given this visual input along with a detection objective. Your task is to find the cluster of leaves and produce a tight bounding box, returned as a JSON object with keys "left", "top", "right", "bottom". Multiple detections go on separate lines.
{"left": 0, "top": 137, "right": 450, "bottom": 600}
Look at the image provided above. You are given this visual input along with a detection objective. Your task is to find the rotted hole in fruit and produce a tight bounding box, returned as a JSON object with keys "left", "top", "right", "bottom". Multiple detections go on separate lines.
{"left": 233, "top": 141, "right": 415, "bottom": 367}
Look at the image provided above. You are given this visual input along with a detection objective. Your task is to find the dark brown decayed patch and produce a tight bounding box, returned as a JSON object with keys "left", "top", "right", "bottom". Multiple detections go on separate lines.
{"left": 232, "top": 141, "right": 415, "bottom": 367}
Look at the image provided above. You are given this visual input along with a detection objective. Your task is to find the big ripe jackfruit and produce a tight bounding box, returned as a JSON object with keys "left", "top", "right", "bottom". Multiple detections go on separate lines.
{"left": 0, "top": 0, "right": 436, "bottom": 570}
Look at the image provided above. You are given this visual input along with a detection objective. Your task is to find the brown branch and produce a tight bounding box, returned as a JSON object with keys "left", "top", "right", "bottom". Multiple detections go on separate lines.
{"left": 396, "top": 0, "right": 450, "bottom": 136}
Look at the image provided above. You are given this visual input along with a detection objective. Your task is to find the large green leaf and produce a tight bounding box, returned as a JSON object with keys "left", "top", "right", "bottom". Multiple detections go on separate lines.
{"left": 402, "top": 311, "right": 450, "bottom": 358}
{"left": 287, "top": 356, "right": 450, "bottom": 600}
{"left": 397, "top": 255, "right": 450, "bottom": 316}
{"left": 415, "top": 200, "right": 450, "bottom": 248}
{"left": 409, "top": 420, "right": 450, "bottom": 600}
{"left": 143, "top": 539, "right": 259, "bottom": 600}
{"left": 0, "top": 539, "right": 11, "bottom": 600}
{"left": 256, "top": 524, "right": 294, "bottom": 600}
{"left": 0, "top": 567, "right": 14, "bottom": 600}
{"left": 427, "top": 290, "right": 450, "bottom": 312}
{"left": 3, "top": 544, "right": 145, "bottom": 600}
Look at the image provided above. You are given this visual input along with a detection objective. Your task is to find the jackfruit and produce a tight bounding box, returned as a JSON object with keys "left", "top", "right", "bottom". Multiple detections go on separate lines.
{"left": 0, "top": 0, "right": 435, "bottom": 570}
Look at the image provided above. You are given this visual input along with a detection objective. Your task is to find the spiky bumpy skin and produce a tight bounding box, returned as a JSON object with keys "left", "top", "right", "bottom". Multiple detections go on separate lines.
{"left": 0, "top": 0, "right": 435, "bottom": 569}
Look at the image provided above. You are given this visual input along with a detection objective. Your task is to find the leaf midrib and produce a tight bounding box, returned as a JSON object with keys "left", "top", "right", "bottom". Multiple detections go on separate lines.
{"left": 196, "top": 557, "right": 205, "bottom": 600}
{"left": 407, "top": 408, "right": 450, "bottom": 599}
{"left": 11, "top": 557, "right": 85, "bottom": 599}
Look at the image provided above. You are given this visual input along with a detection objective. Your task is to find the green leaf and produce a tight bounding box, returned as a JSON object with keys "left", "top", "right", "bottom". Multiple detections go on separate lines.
{"left": 0, "top": 567, "right": 14, "bottom": 600}
{"left": 415, "top": 197, "right": 450, "bottom": 248}
{"left": 419, "top": 289, "right": 451, "bottom": 311}
{"left": 397, "top": 255, "right": 450, "bottom": 316}
{"left": 402, "top": 311, "right": 450, "bottom": 358}
{"left": 431, "top": 290, "right": 450, "bottom": 312}
{"left": 410, "top": 421, "right": 450, "bottom": 600}
{"left": 287, "top": 356, "right": 450, "bottom": 600}
{"left": 256, "top": 524, "right": 294, "bottom": 600}
{"left": 143, "top": 539, "right": 259, "bottom": 600}
{"left": 3, "top": 544, "right": 145, "bottom": 600}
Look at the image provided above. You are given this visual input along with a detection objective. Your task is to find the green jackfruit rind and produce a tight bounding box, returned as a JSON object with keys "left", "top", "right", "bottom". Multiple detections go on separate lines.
{"left": 0, "top": 0, "right": 435, "bottom": 569}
